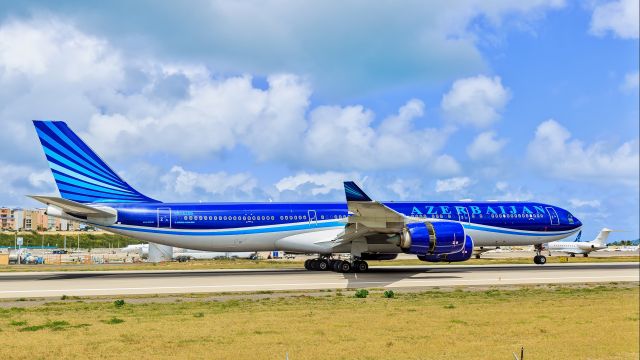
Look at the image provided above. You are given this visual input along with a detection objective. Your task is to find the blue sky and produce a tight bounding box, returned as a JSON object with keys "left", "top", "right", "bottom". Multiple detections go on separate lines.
{"left": 0, "top": 1, "right": 638, "bottom": 241}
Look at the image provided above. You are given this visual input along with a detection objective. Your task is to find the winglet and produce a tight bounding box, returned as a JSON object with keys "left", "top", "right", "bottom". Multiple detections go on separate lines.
{"left": 344, "top": 181, "right": 372, "bottom": 202}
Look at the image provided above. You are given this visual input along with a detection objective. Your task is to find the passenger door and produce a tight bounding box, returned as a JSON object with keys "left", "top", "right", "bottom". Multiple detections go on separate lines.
{"left": 457, "top": 207, "right": 471, "bottom": 223}
{"left": 308, "top": 210, "right": 317, "bottom": 227}
{"left": 546, "top": 207, "right": 559, "bottom": 225}
{"left": 157, "top": 208, "right": 172, "bottom": 228}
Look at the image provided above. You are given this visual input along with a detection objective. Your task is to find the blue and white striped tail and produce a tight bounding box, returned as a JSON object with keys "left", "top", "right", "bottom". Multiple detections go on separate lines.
{"left": 33, "top": 120, "right": 159, "bottom": 204}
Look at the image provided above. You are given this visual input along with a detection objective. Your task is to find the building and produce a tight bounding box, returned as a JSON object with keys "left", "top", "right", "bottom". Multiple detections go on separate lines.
{"left": 1, "top": 207, "right": 83, "bottom": 231}
{"left": 0, "top": 207, "right": 14, "bottom": 230}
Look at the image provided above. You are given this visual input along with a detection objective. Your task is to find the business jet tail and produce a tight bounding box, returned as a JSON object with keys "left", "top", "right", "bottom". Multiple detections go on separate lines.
{"left": 592, "top": 228, "right": 614, "bottom": 246}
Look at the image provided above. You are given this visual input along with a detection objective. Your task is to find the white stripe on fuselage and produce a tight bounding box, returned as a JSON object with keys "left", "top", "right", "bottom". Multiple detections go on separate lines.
{"left": 100, "top": 219, "right": 581, "bottom": 253}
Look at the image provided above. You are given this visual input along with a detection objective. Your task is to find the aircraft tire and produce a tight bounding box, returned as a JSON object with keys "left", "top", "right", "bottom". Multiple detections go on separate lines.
{"left": 304, "top": 259, "right": 312, "bottom": 270}
{"left": 533, "top": 255, "right": 540, "bottom": 264}
{"left": 538, "top": 255, "right": 547, "bottom": 265}
{"left": 354, "top": 260, "right": 368, "bottom": 272}
{"left": 338, "top": 260, "right": 351, "bottom": 273}
{"left": 583, "top": 254, "right": 588, "bottom": 257}
{"left": 309, "top": 259, "right": 319, "bottom": 270}
{"left": 570, "top": 253, "right": 575, "bottom": 257}
{"left": 331, "top": 260, "right": 341, "bottom": 272}
{"left": 317, "top": 259, "right": 329, "bottom": 271}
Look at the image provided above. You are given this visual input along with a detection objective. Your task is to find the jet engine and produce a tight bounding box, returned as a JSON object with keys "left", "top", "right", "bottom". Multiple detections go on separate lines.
{"left": 418, "top": 235, "right": 474, "bottom": 262}
{"left": 398, "top": 220, "right": 473, "bottom": 262}
{"left": 399, "top": 221, "right": 465, "bottom": 254}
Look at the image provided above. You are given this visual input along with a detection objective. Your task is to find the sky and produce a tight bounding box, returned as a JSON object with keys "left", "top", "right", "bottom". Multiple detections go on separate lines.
{"left": 0, "top": 0, "right": 638, "bottom": 242}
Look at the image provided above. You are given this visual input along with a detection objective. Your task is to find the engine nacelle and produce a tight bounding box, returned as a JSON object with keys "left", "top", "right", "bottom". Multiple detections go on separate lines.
{"left": 399, "top": 221, "right": 466, "bottom": 255}
{"left": 418, "top": 235, "right": 474, "bottom": 263}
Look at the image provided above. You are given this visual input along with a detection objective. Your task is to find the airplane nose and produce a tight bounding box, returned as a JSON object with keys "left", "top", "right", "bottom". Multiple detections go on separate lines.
{"left": 573, "top": 217, "right": 582, "bottom": 228}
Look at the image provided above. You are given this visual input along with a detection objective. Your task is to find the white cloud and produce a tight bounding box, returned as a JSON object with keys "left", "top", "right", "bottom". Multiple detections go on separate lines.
{"left": 387, "top": 179, "right": 422, "bottom": 200}
{"left": 435, "top": 177, "right": 473, "bottom": 193}
{"left": 490, "top": 181, "right": 534, "bottom": 201}
{"left": 275, "top": 171, "right": 359, "bottom": 196}
{"left": 590, "top": 0, "right": 639, "bottom": 39}
{"left": 441, "top": 75, "right": 511, "bottom": 128}
{"left": 0, "top": 18, "right": 461, "bottom": 179}
{"left": 527, "top": 119, "right": 639, "bottom": 185}
{"left": 621, "top": 70, "right": 639, "bottom": 92}
{"left": 161, "top": 166, "right": 257, "bottom": 197}
{"left": 303, "top": 99, "right": 458, "bottom": 173}
{"left": 467, "top": 131, "right": 508, "bottom": 160}
{"left": 568, "top": 199, "right": 601, "bottom": 208}
{"left": 28, "top": 1, "right": 563, "bottom": 96}
{"left": 0, "top": 162, "right": 56, "bottom": 206}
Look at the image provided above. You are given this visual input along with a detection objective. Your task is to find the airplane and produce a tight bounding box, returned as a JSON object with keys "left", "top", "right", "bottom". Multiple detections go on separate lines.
{"left": 28, "top": 120, "right": 583, "bottom": 272}
{"left": 545, "top": 228, "right": 614, "bottom": 257}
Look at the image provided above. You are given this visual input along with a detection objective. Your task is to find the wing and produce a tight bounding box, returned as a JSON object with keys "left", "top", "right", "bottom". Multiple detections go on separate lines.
{"left": 326, "top": 182, "right": 410, "bottom": 248}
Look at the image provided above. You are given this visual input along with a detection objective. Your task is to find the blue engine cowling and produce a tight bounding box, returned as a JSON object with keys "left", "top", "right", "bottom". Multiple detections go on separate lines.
{"left": 418, "top": 235, "right": 474, "bottom": 262}
{"left": 399, "top": 221, "right": 473, "bottom": 262}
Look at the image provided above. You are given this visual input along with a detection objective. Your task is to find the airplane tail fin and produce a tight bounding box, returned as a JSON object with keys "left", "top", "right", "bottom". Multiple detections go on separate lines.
{"left": 573, "top": 230, "right": 582, "bottom": 242}
{"left": 592, "top": 228, "right": 613, "bottom": 246}
{"left": 32, "top": 120, "right": 159, "bottom": 204}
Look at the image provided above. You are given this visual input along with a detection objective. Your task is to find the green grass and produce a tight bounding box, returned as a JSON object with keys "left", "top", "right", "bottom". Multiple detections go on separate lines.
{"left": 0, "top": 284, "right": 637, "bottom": 359}
{"left": 0, "top": 231, "right": 141, "bottom": 248}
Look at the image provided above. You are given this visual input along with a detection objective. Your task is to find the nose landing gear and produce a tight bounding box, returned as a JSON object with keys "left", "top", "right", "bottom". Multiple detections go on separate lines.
{"left": 533, "top": 244, "right": 547, "bottom": 265}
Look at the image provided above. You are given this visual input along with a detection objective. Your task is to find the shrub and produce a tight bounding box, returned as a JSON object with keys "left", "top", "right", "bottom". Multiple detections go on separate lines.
{"left": 444, "top": 304, "right": 456, "bottom": 309}
{"left": 113, "top": 299, "right": 125, "bottom": 308}
{"left": 354, "top": 289, "right": 369, "bottom": 298}
{"left": 102, "top": 317, "right": 124, "bottom": 324}
{"left": 383, "top": 290, "right": 395, "bottom": 298}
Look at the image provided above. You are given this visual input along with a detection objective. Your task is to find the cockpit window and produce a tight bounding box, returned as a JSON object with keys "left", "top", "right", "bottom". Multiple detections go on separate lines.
{"left": 567, "top": 213, "right": 574, "bottom": 224}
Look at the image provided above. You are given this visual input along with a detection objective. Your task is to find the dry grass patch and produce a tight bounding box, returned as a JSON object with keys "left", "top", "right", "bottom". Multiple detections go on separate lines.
{"left": 0, "top": 255, "right": 637, "bottom": 273}
{"left": 0, "top": 284, "right": 637, "bottom": 359}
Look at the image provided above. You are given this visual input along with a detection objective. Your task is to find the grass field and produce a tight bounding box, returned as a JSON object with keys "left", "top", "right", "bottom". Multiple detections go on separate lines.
{"left": 0, "top": 255, "right": 637, "bottom": 272}
{"left": 0, "top": 284, "right": 637, "bottom": 359}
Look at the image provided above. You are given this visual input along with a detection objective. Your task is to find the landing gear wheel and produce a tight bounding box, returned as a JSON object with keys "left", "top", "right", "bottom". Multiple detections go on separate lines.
{"left": 353, "top": 260, "right": 368, "bottom": 272}
{"left": 475, "top": 254, "right": 480, "bottom": 259}
{"left": 570, "top": 253, "right": 575, "bottom": 257}
{"left": 309, "top": 259, "right": 319, "bottom": 270}
{"left": 338, "top": 260, "right": 352, "bottom": 273}
{"left": 583, "top": 254, "right": 589, "bottom": 258}
{"left": 534, "top": 255, "right": 547, "bottom": 265}
{"left": 317, "top": 259, "right": 329, "bottom": 271}
{"left": 304, "top": 259, "right": 312, "bottom": 270}
{"left": 331, "top": 260, "right": 340, "bottom": 272}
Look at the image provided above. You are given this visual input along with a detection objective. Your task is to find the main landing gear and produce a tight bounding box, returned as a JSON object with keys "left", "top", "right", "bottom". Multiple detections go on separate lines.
{"left": 533, "top": 244, "right": 547, "bottom": 265}
{"left": 304, "top": 257, "right": 369, "bottom": 273}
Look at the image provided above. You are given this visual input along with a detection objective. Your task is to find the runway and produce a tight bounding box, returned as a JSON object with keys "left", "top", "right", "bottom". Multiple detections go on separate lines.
{"left": 0, "top": 262, "right": 637, "bottom": 299}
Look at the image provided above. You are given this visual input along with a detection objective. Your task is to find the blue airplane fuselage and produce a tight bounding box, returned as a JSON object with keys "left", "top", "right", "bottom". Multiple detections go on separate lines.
{"left": 103, "top": 201, "right": 582, "bottom": 253}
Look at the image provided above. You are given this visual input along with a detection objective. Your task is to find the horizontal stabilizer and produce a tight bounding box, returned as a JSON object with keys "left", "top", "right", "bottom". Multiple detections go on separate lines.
{"left": 29, "top": 195, "right": 116, "bottom": 218}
